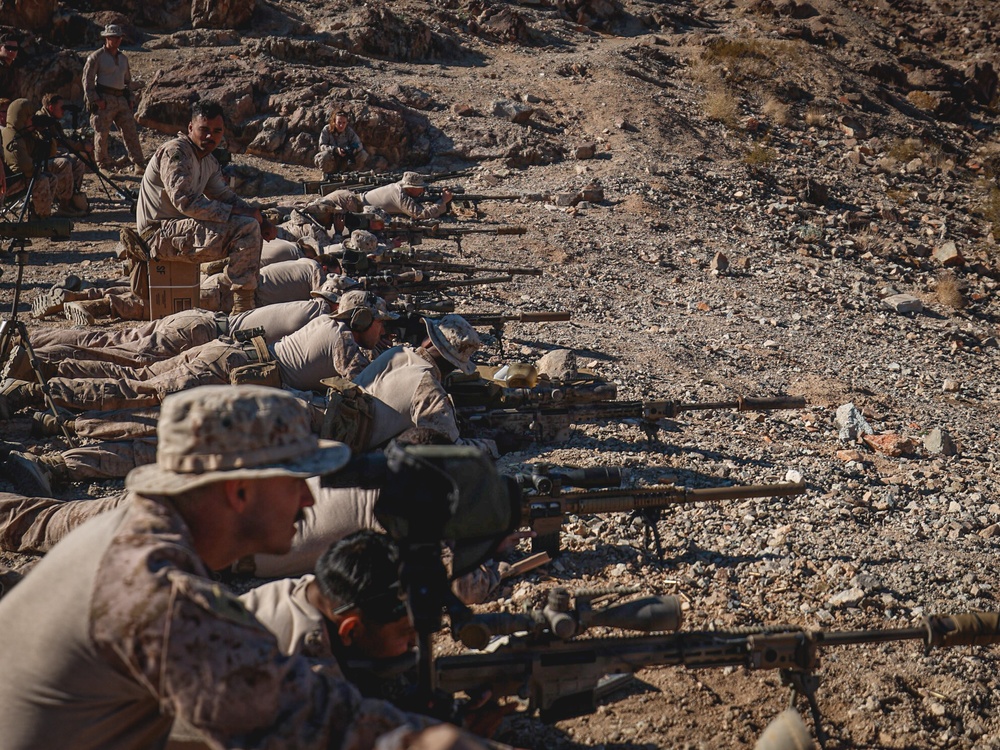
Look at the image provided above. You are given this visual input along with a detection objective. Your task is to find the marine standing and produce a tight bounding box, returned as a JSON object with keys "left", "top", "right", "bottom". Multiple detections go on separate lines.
{"left": 82, "top": 23, "right": 145, "bottom": 174}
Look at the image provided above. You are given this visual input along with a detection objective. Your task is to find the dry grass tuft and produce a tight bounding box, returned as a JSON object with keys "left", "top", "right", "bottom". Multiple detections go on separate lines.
{"left": 804, "top": 108, "right": 827, "bottom": 127}
{"left": 762, "top": 96, "right": 790, "bottom": 126}
{"left": 888, "top": 137, "right": 923, "bottom": 162}
{"left": 704, "top": 89, "right": 739, "bottom": 128}
{"left": 936, "top": 271, "right": 967, "bottom": 310}
{"left": 743, "top": 143, "right": 777, "bottom": 166}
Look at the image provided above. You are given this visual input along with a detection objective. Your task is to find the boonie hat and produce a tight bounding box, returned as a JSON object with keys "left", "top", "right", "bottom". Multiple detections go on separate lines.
{"left": 309, "top": 288, "right": 340, "bottom": 307}
{"left": 343, "top": 229, "right": 378, "bottom": 255}
{"left": 399, "top": 171, "right": 427, "bottom": 189}
{"left": 100, "top": 24, "right": 125, "bottom": 38}
{"left": 424, "top": 315, "right": 480, "bottom": 375}
{"left": 125, "top": 385, "right": 349, "bottom": 495}
{"left": 334, "top": 289, "right": 396, "bottom": 321}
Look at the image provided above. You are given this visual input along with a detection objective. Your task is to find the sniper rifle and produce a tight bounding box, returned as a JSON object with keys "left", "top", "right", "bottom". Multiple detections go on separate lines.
{"left": 357, "top": 272, "right": 514, "bottom": 303}
{"left": 430, "top": 590, "right": 1000, "bottom": 747}
{"left": 511, "top": 464, "right": 805, "bottom": 556}
{"left": 459, "top": 394, "right": 807, "bottom": 443}
{"left": 385, "top": 309, "right": 572, "bottom": 349}
{"left": 382, "top": 221, "right": 527, "bottom": 250}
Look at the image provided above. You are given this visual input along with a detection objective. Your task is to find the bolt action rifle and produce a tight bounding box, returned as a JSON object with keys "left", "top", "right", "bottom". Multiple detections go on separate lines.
{"left": 426, "top": 589, "right": 1000, "bottom": 747}
{"left": 304, "top": 168, "right": 477, "bottom": 195}
{"left": 357, "top": 272, "right": 514, "bottom": 303}
{"left": 375, "top": 253, "right": 542, "bottom": 278}
{"left": 385, "top": 309, "right": 572, "bottom": 349}
{"left": 510, "top": 465, "right": 805, "bottom": 556}
{"left": 382, "top": 220, "right": 527, "bottom": 250}
{"left": 459, "top": 394, "right": 807, "bottom": 443}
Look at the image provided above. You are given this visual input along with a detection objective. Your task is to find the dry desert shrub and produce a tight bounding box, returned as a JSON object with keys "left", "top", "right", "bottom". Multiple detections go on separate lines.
{"left": 936, "top": 271, "right": 967, "bottom": 310}
{"left": 704, "top": 89, "right": 739, "bottom": 128}
{"left": 804, "top": 108, "right": 827, "bottom": 127}
{"left": 743, "top": 142, "right": 777, "bottom": 166}
{"left": 762, "top": 96, "right": 790, "bottom": 125}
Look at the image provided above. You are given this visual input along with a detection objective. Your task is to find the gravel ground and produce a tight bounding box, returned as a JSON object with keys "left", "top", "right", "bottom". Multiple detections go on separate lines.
{"left": 3, "top": 0, "right": 1000, "bottom": 746}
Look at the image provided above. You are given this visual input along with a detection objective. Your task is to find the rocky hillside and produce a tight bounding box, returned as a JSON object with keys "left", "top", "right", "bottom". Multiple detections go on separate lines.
{"left": 3, "top": 0, "right": 1000, "bottom": 747}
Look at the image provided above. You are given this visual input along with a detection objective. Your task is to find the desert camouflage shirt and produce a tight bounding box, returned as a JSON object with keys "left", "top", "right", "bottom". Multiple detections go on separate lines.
{"left": 0, "top": 492, "right": 429, "bottom": 750}
{"left": 318, "top": 124, "right": 364, "bottom": 154}
{"left": 362, "top": 182, "right": 448, "bottom": 220}
{"left": 353, "top": 346, "right": 496, "bottom": 457}
{"left": 137, "top": 133, "right": 249, "bottom": 232}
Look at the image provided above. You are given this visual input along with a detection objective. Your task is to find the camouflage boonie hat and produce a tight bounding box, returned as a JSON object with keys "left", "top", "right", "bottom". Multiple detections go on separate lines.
{"left": 100, "top": 24, "right": 125, "bottom": 38}
{"left": 343, "top": 229, "right": 378, "bottom": 254}
{"left": 125, "top": 385, "right": 350, "bottom": 495}
{"left": 399, "top": 171, "right": 427, "bottom": 189}
{"left": 334, "top": 290, "right": 395, "bottom": 321}
{"left": 309, "top": 288, "right": 340, "bottom": 307}
{"left": 424, "top": 315, "right": 480, "bottom": 375}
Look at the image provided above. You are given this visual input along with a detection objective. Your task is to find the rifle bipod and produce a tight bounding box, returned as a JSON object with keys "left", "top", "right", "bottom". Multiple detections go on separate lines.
{"left": 781, "top": 669, "right": 828, "bottom": 748}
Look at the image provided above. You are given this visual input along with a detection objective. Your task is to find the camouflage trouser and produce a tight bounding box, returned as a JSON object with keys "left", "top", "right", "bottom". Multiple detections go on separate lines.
{"left": 51, "top": 153, "right": 85, "bottom": 193}
{"left": 90, "top": 93, "right": 144, "bottom": 167}
{"left": 150, "top": 214, "right": 262, "bottom": 291}
{"left": 73, "top": 408, "right": 160, "bottom": 440}
{"left": 46, "top": 156, "right": 76, "bottom": 203}
{"left": 314, "top": 148, "right": 369, "bottom": 173}
{"left": 62, "top": 439, "right": 157, "bottom": 481}
{"left": 45, "top": 339, "right": 251, "bottom": 411}
{"left": 0, "top": 492, "right": 126, "bottom": 554}
{"left": 31, "top": 309, "right": 221, "bottom": 374}
{"left": 26, "top": 172, "right": 54, "bottom": 218}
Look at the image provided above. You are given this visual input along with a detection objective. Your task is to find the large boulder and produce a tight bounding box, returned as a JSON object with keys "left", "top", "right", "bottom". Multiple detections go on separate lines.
{"left": 0, "top": 0, "right": 57, "bottom": 33}
{"left": 192, "top": 0, "right": 255, "bottom": 29}
{"left": 137, "top": 54, "right": 431, "bottom": 168}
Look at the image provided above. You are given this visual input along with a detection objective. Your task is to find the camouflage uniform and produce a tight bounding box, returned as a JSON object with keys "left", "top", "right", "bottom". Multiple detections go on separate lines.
{"left": 82, "top": 46, "right": 144, "bottom": 169}
{"left": 9, "top": 300, "right": 328, "bottom": 380}
{"left": 1, "top": 99, "right": 59, "bottom": 217}
{"left": 201, "top": 258, "right": 325, "bottom": 312}
{"left": 137, "top": 134, "right": 261, "bottom": 291}
{"left": 0, "top": 493, "right": 436, "bottom": 749}
{"left": 363, "top": 182, "right": 449, "bottom": 220}
{"left": 315, "top": 124, "right": 368, "bottom": 173}
{"left": 37, "top": 316, "right": 367, "bottom": 412}
{"left": 354, "top": 346, "right": 496, "bottom": 455}
{"left": 0, "top": 480, "right": 502, "bottom": 605}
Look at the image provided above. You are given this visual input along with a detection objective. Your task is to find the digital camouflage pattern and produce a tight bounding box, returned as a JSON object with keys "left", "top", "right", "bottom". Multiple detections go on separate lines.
{"left": 138, "top": 134, "right": 261, "bottom": 290}
{"left": 0, "top": 494, "right": 433, "bottom": 749}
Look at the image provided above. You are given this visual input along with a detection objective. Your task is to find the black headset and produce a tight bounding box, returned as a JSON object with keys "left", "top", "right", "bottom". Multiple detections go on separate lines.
{"left": 347, "top": 292, "right": 378, "bottom": 333}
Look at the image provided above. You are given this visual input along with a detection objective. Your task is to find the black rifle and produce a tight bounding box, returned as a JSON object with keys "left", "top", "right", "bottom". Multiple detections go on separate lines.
{"left": 459, "top": 394, "right": 807, "bottom": 442}
{"left": 385, "top": 309, "right": 571, "bottom": 349}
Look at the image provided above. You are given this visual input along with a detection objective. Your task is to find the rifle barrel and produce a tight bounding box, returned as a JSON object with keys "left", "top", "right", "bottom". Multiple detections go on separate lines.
{"left": 548, "top": 481, "right": 805, "bottom": 517}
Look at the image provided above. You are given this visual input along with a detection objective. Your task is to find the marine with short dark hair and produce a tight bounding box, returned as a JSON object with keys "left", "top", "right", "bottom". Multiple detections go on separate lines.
{"left": 137, "top": 99, "right": 271, "bottom": 313}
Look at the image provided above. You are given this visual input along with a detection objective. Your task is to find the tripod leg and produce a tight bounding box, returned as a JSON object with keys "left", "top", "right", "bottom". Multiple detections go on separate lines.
{"left": 12, "top": 321, "right": 75, "bottom": 444}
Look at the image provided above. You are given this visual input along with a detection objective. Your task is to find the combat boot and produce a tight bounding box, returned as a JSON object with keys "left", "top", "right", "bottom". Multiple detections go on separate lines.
{"left": 231, "top": 290, "right": 257, "bottom": 314}
{"left": 7, "top": 451, "right": 68, "bottom": 495}
{"left": 31, "top": 287, "right": 94, "bottom": 318}
{"left": 0, "top": 379, "right": 44, "bottom": 419}
{"left": 65, "top": 298, "right": 112, "bottom": 325}
{"left": 0, "top": 344, "right": 29, "bottom": 381}
{"left": 119, "top": 226, "right": 151, "bottom": 263}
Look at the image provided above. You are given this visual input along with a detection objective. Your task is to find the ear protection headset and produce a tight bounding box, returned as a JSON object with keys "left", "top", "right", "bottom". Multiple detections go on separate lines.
{"left": 347, "top": 292, "right": 378, "bottom": 333}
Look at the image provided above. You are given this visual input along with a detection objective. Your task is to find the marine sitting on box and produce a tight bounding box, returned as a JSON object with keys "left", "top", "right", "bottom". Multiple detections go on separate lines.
{"left": 136, "top": 99, "right": 274, "bottom": 314}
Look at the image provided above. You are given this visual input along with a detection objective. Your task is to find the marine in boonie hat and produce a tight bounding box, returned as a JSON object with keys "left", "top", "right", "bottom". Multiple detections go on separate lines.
{"left": 125, "top": 385, "right": 350, "bottom": 495}
{"left": 424, "top": 314, "right": 480, "bottom": 376}
{"left": 399, "top": 171, "right": 427, "bottom": 189}
{"left": 333, "top": 290, "right": 396, "bottom": 321}
{"left": 343, "top": 229, "right": 378, "bottom": 255}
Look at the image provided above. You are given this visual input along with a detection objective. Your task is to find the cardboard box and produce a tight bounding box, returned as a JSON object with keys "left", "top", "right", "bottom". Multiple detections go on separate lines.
{"left": 147, "top": 259, "right": 200, "bottom": 321}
